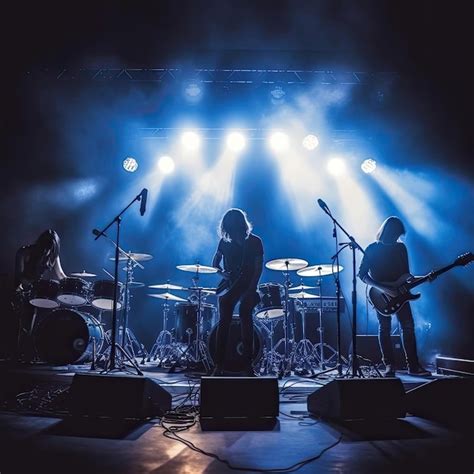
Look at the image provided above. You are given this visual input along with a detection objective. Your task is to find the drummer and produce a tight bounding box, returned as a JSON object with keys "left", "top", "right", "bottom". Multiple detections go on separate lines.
{"left": 13, "top": 229, "right": 67, "bottom": 361}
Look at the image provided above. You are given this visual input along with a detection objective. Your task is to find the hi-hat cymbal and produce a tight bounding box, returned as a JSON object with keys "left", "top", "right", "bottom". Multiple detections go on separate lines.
{"left": 149, "top": 283, "right": 185, "bottom": 290}
{"left": 128, "top": 281, "right": 145, "bottom": 288}
{"left": 297, "top": 264, "right": 344, "bottom": 277}
{"left": 289, "top": 284, "right": 316, "bottom": 291}
{"left": 289, "top": 291, "right": 320, "bottom": 299}
{"left": 70, "top": 271, "right": 96, "bottom": 278}
{"left": 147, "top": 292, "right": 187, "bottom": 302}
{"left": 265, "top": 258, "right": 308, "bottom": 271}
{"left": 176, "top": 264, "right": 218, "bottom": 274}
{"left": 110, "top": 253, "right": 153, "bottom": 262}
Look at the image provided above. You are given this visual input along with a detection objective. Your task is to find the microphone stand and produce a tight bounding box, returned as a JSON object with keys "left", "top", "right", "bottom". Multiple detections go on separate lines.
{"left": 94, "top": 190, "right": 145, "bottom": 374}
{"left": 319, "top": 204, "right": 365, "bottom": 378}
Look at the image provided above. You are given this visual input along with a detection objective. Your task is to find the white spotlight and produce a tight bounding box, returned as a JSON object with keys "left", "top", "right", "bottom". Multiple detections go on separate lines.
{"left": 122, "top": 157, "right": 138, "bottom": 172}
{"left": 226, "top": 132, "right": 246, "bottom": 152}
{"left": 269, "top": 131, "right": 289, "bottom": 152}
{"left": 181, "top": 131, "right": 201, "bottom": 151}
{"left": 327, "top": 158, "right": 346, "bottom": 176}
{"left": 361, "top": 158, "right": 377, "bottom": 174}
{"left": 158, "top": 155, "right": 175, "bottom": 175}
{"left": 302, "top": 134, "right": 319, "bottom": 150}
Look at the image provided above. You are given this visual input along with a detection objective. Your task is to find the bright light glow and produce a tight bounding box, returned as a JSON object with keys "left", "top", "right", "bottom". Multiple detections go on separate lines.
{"left": 184, "top": 82, "right": 202, "bottom": 98}
{"left": 226, "top": 132, "right": 246, "bottom": 152}
{"left": 302, "top": 134, "right": 319, "bottom": 150}
{"left": 361, "top": 158, "right": 377, "bottom": 174}
{"left": 158, "top": 155, "right": 175, "bottom": 174}
{"left": 269, "top": 132, "right": 290, "bottom": 152}
{"left": 122, "top": 157, "right": 138, "bottom": 172}
{"left": 181, "top": 131, "right": 201, "bottom": 151}
{"left": 327, "top": 158, "right": 347, "bottom": 176}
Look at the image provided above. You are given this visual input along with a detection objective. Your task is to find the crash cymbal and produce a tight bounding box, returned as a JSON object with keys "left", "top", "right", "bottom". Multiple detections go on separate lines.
{"left": 110, "top": 253, "right": 153, "bottom": 262}
{"left": 70, "top": 271, "right": 97, "bottom": 278}
{"left": 149, "top": 283, "right": 185, "bottom": 290}
{"left": 176, "top": 264, "right": 218, "bottom": 274}
{"left": 147, "top": 292, "right": 187, "bottom": 302}
{"left": 289, "top": 284, "right": 316, "bottom": 291}
{"left": 296, "top": 264, "right": 344, "bottom": 277}
{"left": 265, "top": 258, "right": 308, "bottom": 271}
{"left": 288, "top": 291, "right": 320, "bottom": 299}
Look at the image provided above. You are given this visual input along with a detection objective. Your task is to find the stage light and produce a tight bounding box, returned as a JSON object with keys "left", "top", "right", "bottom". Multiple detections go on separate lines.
{"left": 184, "top": 81, "right": 202, "bottom": 98}
{"left": 327, "top": 157, "right": 346, "bottom": 176}
{"left": 302, "top": 134, "right": 319, "bottom": 150}
{"left": 226, "top": 132, "right": 246, "bottom": 152}
{"left": 122, "top": 157, "right": 138, "bottom": 172}
{"left": 361, "top": 158, "right": 377, "bottom": 174}
{"left": 269, "top": 132, "right": 289, "bottom": 152}
{"left": 158, "top": 155, "right": 175, "bottom": 174}
{"left": 181, "top": 131, "right": 201, "bottom": 151}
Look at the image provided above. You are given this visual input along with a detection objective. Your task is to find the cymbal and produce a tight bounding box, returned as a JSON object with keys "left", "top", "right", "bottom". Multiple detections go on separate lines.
{"left": 187, "top": 287, "right": 217, "bottom": 294}
{"left": 265, "top": 258, "right": 308, "bottom": 271}
{"left": 149, "top": 283, "right": 185, "bottom": 290}
{"left": 297, "top": 264, "right": 344, "bottom": 277}
{"left": 128, "top": 281, "right": 145, "bottom": 288}
{"left": 70, "top": 271, "right": 96, "bottom": 278}
{"left": 147, "top": 292, "right": 187, "bottom": 302}
{"left": 110, "top": 253, "right": 153, "bottom": 262}
{"left": 176, "top": 264, "right": 218, "bottom": 274}
{"left": 289, "top": 291, "right": 320, "bottom": 299}
{"left": 289, "top": 284, "right": 316, "bottom": 291}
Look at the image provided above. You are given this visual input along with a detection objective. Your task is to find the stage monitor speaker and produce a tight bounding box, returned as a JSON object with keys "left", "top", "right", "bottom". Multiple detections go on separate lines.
{"left": 307, "top": 378, "right": 406, "bottom": 420}
{"left": 406, "top": 377, "right": 474, "bottom": 429}
{"left": 355, "top": 335, "right": 407, "bottom": 370}
{"left": 200, "top": 376, "right": 279, "bottom": 420}
{"left": 70, "top": 373, "right": 172, "bottom": 419}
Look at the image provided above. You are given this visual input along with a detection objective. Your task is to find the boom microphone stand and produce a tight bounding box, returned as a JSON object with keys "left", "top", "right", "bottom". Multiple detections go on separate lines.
{"left": 317, "top": 199, "right": 365, "bottom": 377}
{"left": 94, "top": 188, "right": 148, "bottom": 374}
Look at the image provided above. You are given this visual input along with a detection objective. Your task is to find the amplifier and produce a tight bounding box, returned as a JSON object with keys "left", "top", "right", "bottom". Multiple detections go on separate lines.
{"left": 292, "top": 297, "right": 345, "bottom": 313}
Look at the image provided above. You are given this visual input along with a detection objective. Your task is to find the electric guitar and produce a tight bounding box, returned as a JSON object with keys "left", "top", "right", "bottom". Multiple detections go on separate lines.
{"left": 368, "top": 252, "right": 473, "bottom": 316}
{"left": 215, "top": 270, "right": 242, "bottom": 297}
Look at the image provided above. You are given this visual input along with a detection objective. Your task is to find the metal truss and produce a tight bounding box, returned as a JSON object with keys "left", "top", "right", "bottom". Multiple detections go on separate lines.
{"left": 45, "top": 68, "right": 398, "bottom": 86}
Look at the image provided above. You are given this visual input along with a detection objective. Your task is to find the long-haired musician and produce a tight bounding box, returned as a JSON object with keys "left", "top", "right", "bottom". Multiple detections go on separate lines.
{"left": 358, "top": 216, "right": 430, "bottom": 377}
{"left": 211, "top": 209, "right": 264, "bottom": 376}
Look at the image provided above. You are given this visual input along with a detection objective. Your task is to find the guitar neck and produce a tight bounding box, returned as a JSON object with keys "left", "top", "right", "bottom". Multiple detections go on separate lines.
{"left": 408, "top": 261, "right": 460, "bottom": 290}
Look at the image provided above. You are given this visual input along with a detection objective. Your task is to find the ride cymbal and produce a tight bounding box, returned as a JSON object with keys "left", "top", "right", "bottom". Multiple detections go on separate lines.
{"left": 265, "top": 258, "right": 308, "bottom": 271}
{"left": 296, "top": 264, "right": 344, "bottom": 277}
{"left": 176, "top": 264, "right": 218, "bottom": 274}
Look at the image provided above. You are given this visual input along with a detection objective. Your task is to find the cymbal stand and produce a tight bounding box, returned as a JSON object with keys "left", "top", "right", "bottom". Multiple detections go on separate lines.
{"left": 279, "top": 265, "right": 295, "bottom": 377}
{"left": 255, "top": 317, "right": 284, "bottom": 376}
{"left": 312, "top": 270, "right": 337, "bottom": 370}
{"left": 148, "top": 301, "right": 178, "bottom": 365}
{"left": 292, "top": 299, "right": 318, "bottom": 374}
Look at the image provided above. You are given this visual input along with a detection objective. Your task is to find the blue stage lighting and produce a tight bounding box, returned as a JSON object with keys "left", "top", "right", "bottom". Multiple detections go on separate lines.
{"left": 183, "top": 81, "right": 203, "bottom": 103}
{"left": 361, "top": 158, "right": 377, "bottom": 174}
{"left": 181, "top": 131, "right": 201, "bottom": 151}
{"left": 122, "top": 157, "right": 138, "bottom": 172}
{"left": 158, "top": 155, "right": 175, "bottom": 175}
{"left": 327, "top": 157, "right": 346, "bottom": 176}
{"left": 269, "top": 131, "right": 289, "bottom": 152}
{"left": 302, "top": 134, "right": 319, "bottom": 150}
{"left": 226, "top": 131, "right": 246, "bottom": 152}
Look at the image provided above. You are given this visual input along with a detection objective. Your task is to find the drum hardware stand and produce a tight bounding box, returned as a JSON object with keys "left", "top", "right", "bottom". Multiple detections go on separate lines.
{"left": 317, "top": 199, "right": 365, "bottom": 378}
{"left": 255, "top": 317, "right": 284, "bottom": 376}
{"left": 292, "top": 300, "right": 318, "bottom": 374}
{"left": 148, "top": 302, "right": 179, "bottom": 365}
{"left": 93, "top": 188, "right": 147, "bottom": 376}
{"left": 279, "top": 266, "right": 296, "bottom": 378}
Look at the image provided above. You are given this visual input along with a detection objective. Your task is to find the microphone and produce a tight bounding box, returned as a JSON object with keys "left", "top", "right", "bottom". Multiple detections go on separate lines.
{"left": 92, "top": 229, "right": 102, "bottom": 238}
{"left": 317, "top": 198, "right": 330, "bottom": 214}
{"left": 139, "top": 188, "right": 148, "bottom": 216}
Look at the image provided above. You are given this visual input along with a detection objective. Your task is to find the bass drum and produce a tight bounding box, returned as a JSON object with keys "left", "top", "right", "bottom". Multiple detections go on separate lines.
{"left": 34, "top": 308, "right": 104, "bottom": 365}
{"left": 207, "top": 317, "right": 263, "bottom": 373}
{"left": 174, "top": 303, "right": 217, "bottom": 344}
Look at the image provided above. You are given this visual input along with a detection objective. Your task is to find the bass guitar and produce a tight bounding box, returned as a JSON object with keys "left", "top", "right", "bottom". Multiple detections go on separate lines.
{"left": 369, "top": 252, "right": 473, "bottom": 316}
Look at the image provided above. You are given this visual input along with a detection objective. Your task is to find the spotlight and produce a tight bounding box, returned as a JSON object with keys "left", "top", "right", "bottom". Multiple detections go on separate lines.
{"left": 327, "top": 158, "right": 346, "bottom": 176}
{"left": 184, "top": 81, "right": 202, "bottom": 98}
{"left": 269, "top": 132, "right": 289, "bottom": 153}
{"left": 122, "top": 157, "right": 138, "bottom": 172}
{"left": 302, "top": 134, "right": 319, "bottom": 150}
{"left": 158, "top": 155, "right": 175, "bottom": 175}
{"left": 181, "top": 131, "right": 201, "bottom": 151}
{"left": 270, "top": 85, "right": 286, "bottom": 105}
{"left": 226, "top": 131, "right": 246, "bottom": 152}
{"left": 361, "top": 158, "right": 377, "bottom": 174}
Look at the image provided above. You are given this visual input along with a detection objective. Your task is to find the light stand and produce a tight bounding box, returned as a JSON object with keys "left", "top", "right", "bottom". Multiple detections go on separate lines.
{"left": 94, "top": 189, "right": 146, "bottom": 374}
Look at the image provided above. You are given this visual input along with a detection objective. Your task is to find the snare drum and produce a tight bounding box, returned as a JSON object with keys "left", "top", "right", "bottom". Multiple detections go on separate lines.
{"left": 254, "top": 283, "right": 284, "bottom": 320}
{"left": 34, "top": 308, "right": 104, "bottom": 365}
{"left": 174, "top": 303, "right": 217, "bottom": 344}
{"left": 57, "top": 277, "right": 90, "bottom": 306}
{"left": 91, "top": 280, "right": 123, "bottom": 311}
{"left": 207, "top": 317, "right": 263, "bottom": 373}
{"left": 29, "top": 279, "right": 60, "bottom": 309}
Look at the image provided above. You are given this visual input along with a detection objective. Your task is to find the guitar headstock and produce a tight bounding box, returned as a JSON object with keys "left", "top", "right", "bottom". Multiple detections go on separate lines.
{"left": 454, "top": 252, "right": 474, "bottom": 267}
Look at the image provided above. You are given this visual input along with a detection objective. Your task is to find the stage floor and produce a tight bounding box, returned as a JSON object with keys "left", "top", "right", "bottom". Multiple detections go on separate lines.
{"left": 0, "top": 363, "right": 472, "bottom": 473}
